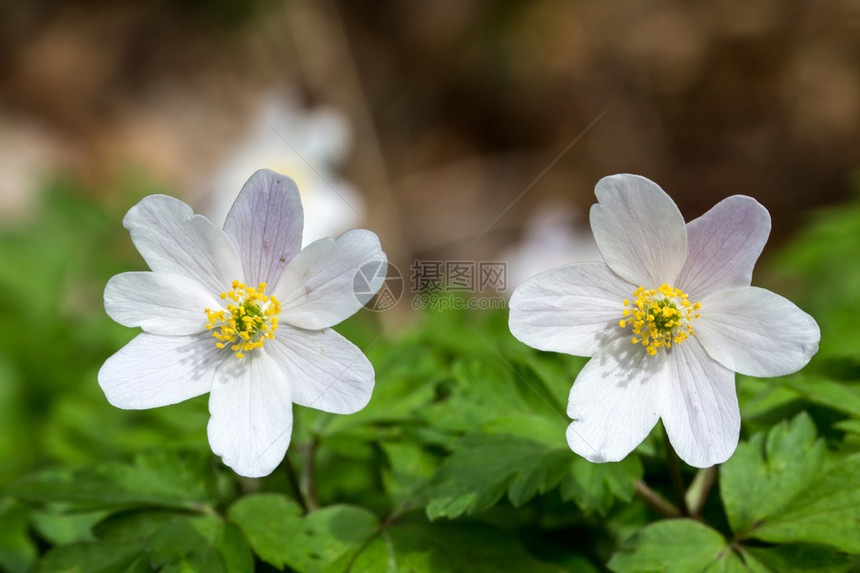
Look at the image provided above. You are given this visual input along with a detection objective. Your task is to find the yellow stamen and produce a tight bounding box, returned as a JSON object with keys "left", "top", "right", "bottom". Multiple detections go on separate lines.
{"left": 205, "top": 280, "right": 282, "bottom": 359}
{"left": 618, "top": 284, "right": 700, "bottom": 356}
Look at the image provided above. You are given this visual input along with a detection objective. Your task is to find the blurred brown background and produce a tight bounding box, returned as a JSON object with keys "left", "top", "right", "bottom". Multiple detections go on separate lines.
{"left": 2, "top": 0, "right": 859, "bottom": 272}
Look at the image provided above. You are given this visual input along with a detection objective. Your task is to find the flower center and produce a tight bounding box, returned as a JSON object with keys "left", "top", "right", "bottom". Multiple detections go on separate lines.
{"left": 205, "top": 281, "right": 281, "bottom": 359}
{"left": 619, "top": 284, "right": 701, "bottom": 356}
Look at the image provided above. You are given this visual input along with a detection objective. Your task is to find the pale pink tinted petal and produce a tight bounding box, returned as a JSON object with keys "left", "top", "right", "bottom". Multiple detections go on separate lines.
{"left": 98, "top": 332, "right": 222, "bottom": 409}
{"left": 207, "top": 352, "right": 293, "bottom": 478}
{"left": 509, "top": 262, "right": 636, "bottom": 357}
{"left": 590, "top": 174, "right": 687, "bottom": 286}
{"left": 274, "top": 229, "right": 386, "bottom": 330}
{"left": 566, "top": 337, "right": 663, "bottom": 462}
{"left": 677, "top": 196, "right": 771, "bottom": 299}
{"left": 223, "top": 170, "right": 304, "bottom": 289}
{"left": 266, "top": 326, "right": 374, "bottom": 414}
{"left": 695, "top": 287, "right": 820, "bottom": 377}
{"left": 104, "top": 272, "right": 220, "bottom": 335}
{"left": 659, "top": 339, "right": 740, "bottom": 468}
{"left": 124, "top": 195, "right": 242, "bottom": 297}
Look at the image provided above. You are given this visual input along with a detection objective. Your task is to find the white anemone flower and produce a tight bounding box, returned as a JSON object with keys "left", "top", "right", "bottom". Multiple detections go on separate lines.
{"left": 99, "top": 169, "right": 386, "bottom": 478}
{"left": 509, "top": 174, "right": 820, "bottom": 468}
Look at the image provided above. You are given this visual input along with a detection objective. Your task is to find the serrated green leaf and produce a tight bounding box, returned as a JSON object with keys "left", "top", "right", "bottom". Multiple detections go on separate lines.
{"left": 608, "top": 519, "right": 743, "bottom": 573}
{"left": 227, "top": 494, "right": 303, "bottom": 568}
{"left": 228, "top": 493, "right": 378, "bottom": 572}
{"left": 721, "top": 413, "right": 860, "bottom": 553}
{"left": 6, "top": 451, "right": 217, "bottom": 511}
{"left": 424, "top": 433, "right": 573, "bottom": 520}
{"left": 740, "top": 544, "right": 854, "bottom": 573}
{"left": 481, "top": 415, "right": 567, "bottom": 446}
{"left": 720, "top": 413, "right": 825, "bottom": 536}
{"left": 427, "top": 354, "right": 568, "bottom": 436}
{"left": 752, "top": 454, "right": 860, "bottom": 552}
{"left": 560, "top": 456, "right": 642, "bottom": 515}
{"left": 350, "top": 519, "right": 567, "bottom": 573}
{"left": 147, "top": 516, "right": 252, "bottom": 573}
{"left": 36, "top": 511, "right": 251, "bottom": 573}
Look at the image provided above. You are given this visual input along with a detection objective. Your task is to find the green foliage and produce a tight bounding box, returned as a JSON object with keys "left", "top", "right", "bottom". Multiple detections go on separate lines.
{"left": 0, "top": 501, "right": 37, "bottom": 573}
{"left": 228, "top": 494, "right": 378, "bottom": 571}
{"left": 349, "top": 518, "right": 570, "bottom": 573}
{"left": 7, "top": 451, "right": 219, "bottom": 512}
{"left": 4, "top": 175, "right": 860, "bottom": 571}
{"left": 609, "top": 519, "right": 741, "bottom": 573}
{"left": 608, "top": 519, "right": 855, "bottom": 573}
{"left": 35, "top": 511, "right": 253, "bottom": 573}
{"left": 424, "top": 433, "right": 573, "bottom": 519}
{"left": 612, "top": 414, "right": 860, "bottom": 573}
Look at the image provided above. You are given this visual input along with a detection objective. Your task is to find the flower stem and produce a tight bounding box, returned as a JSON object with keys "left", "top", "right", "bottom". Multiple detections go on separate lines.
{"left": 663, "top": 425, "right": 690, "bottom": 516}
{"left": 633, "top": 480, "right": 681, "bottom": 518}
{"left": 284, "top": 454, "right": 308, "bottom": 514}
{"left": 685, "top": 465, "right": 718, "bottom": 517}
{"left": 301, "top": 439, "right": 321, "bottom": 512}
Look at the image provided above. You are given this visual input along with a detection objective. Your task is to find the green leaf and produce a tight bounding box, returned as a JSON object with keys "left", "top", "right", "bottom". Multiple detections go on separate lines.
{"left": 608, "top": 519, "right": 743, "bottom": 573}
{"left": 227, "top": 493, "right": 378, "bottom": 572}
{"left": 35, "top": 540, "right": 144, "bottom": 573}
{"left": 147, "top": 516, "right": 252, "bottom": 573}
{"left": 752, "top": 454, "right": 860, "bottom": 552}
{"left": 560, "top": 456, "right": 642, "bottom": 515}
{"left": 424, "top": 433, "right": 573, "bottom": 520}
{"left": 0, "top": 500, "right": 37, "bottom": 573}
{"left": 720, "top": 412, "right": 825, "bottom": 535}
{"left": 6, "top": 451, "right": 217, "bottom": 511}
{"left": 30, "top": 507, "right": 106, "bottom": 545}
{"left": 740, "top": 544, "right": 854, "bottom": 573}
{"left": 350, "top": 518, "right": 567, "bottom": 573}
{"left": 783, "top": 375, "right": 860, "bottom": 419}
{"left": 721, "top": 413, "right": 860, "bottom": 553}
{"left": 380, "top": 438, "right": 440, "bottom": 509}
{"left": 36, "top": 511, "right": 252, "bottom": 573}
{"left": 426, "top": 353, "right": 568, "bottom": 436}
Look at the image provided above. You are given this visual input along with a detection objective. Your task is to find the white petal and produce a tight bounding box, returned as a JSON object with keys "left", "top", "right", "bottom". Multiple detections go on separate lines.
{"left": 123, "top": 195, "right": 243, "bottom": 297}
{"left": 566, "top": 337, "right": 663, "bottom": 463}
{"left": 98, "top": 333, "right": 222, "bottom": 409}
{"left": 274, "top": 229, "right": 386, "bottom": 330}
{"left": 676, "top": 196, "right": 771, "bottom": 300}
{"left": 104, "top": 272, "right": 220, "bottom": 335}
{"left": 266, "top": 326, "right": 374, "bottom": 414}
{"left": 695, "top": 287, "right": 820, "bottom": 377}
{"left": 207, "top": 352, "right": 293, "bottom": 478}
{"left": 509, "top": 262, "right": 636, "bottom": 357}
{"left": 659, "top": 339, "right": 740, "bottom": 468}
{"left": 590, "top": 174, "right": 687, "bottom": 286}
{"left": 223, "top": 170, "right": 304, "bottom": 289}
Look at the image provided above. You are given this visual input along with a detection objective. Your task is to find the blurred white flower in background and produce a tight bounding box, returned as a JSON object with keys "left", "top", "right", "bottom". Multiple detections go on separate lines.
{"left": 0, "top": 115, "right": 66, "bottom": 218}
{"left": 501, "top": 203, "right": 601, "bottom": 291}
{"left": 203, "top": 91, "right": 365, "bottom": 245}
